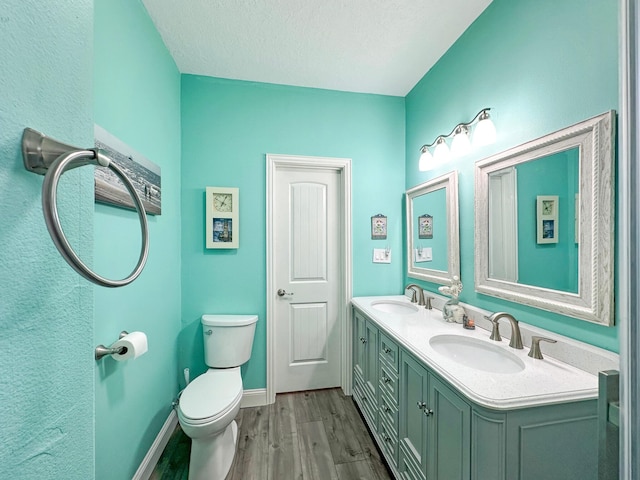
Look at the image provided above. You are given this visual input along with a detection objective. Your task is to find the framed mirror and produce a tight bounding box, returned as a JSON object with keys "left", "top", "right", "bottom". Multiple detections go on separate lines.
{"left": 406, "top": 171, "right": 460, "bottom": 285}
{"left": 475, "top": 111, "right": 615, "bottom": 325}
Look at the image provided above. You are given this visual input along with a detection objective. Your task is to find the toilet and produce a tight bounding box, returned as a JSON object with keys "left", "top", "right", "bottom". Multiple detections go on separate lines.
{"left": 177, "top": 314, "right": 258, "bottom": 480}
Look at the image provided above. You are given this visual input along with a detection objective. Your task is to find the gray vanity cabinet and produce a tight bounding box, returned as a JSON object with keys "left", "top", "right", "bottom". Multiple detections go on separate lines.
{"left": 351, "top": 306, "right": 598, "bottom": 480}
{"left": 398, "top": 351, "right": 470, "bottom": 480}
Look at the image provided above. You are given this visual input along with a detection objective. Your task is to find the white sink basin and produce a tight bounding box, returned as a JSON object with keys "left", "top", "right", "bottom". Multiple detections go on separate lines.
{"left": 429, "top": 334, "right": 525, "bottom": 374}
{"left": 371, "top": 300, "right": 419, "bottom": 315}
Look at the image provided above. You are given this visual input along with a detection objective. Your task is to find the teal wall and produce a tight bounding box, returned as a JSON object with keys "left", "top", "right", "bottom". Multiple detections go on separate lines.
{"left": 94, "top": 1, "right": 182, "bottom": 479}
{"left": 516, "top": 149, "right": 579, "bottom": 293}
{"left": 0, "top": 1, "right": 95, "bottom": 479}
{"left": 405, "top": 0, "right": 619, "bottom": 351}
{"left": 181, "top": 76, "right": 405, "bottom": 389}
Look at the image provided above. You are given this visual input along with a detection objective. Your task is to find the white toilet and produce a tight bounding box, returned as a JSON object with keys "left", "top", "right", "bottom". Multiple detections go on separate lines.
{"left": 177, "top": 314, "right": 258, "bottom": 480}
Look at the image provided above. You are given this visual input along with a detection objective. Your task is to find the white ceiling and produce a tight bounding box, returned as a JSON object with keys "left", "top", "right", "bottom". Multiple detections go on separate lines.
{"left": 141, "top": 0, "right": 492, "bottom": 97}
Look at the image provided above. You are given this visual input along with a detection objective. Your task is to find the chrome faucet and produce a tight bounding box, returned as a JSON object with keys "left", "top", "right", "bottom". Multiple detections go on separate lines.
{"left": 405, "top": 284, "right": 426, "bottom": 306}
{"left": 486, "top": 312, "right": 523, "bottom": 349}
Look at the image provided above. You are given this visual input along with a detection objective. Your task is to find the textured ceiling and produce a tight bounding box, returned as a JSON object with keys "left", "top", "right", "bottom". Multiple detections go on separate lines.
{"left": 142, "top": 0, "right": 492, "bottom": 97}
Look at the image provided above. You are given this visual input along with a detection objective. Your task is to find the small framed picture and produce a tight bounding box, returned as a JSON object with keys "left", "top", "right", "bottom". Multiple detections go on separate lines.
{"left": 418, "top": 214, "right": 433, "bottom": 239}
{"left": 206, "top": 187, "right": 239, "bottom": 249}
{"left": 537, "top": 195, "right": 558, "bottom": 244}
{"left": 371, "top": 214, "right": 387, "bottom": 239}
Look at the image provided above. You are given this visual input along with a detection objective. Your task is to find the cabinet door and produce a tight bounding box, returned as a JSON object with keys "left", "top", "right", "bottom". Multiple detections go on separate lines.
{"left": 364, "top": 320, "right": 379, "bottom": 400}
{"left": 399, "top": 352, "right": 429, "bottom": 479}
{"left": 353, "top": 309, "right": 366, "bottom": 381}
{"left": 428, "top": 375, "right": 471, "bottom": 480}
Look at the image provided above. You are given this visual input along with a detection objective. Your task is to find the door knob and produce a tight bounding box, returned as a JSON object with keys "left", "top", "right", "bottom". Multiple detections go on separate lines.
{"left": 277, "top": 289, "right": 294, "bottom": 297}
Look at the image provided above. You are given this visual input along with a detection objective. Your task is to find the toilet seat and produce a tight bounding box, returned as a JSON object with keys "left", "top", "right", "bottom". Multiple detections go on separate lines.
{"left": 179, "top": 368, "right": 242, "bottom": 426}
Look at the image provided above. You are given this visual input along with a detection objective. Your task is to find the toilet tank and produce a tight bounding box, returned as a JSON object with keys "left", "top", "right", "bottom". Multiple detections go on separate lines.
{"left": 201, "top": 314, "right": 258, "bottom": 368}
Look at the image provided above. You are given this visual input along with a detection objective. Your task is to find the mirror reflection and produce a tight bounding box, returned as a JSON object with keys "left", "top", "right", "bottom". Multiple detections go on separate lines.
{"left": 475, "top": 111, "right": 615, "bottom": 325}
{"left": 406, "top": 171, "right": 459, "bottom": 285}
{"left": 488, "top": 147, "right": 579, "bottom": 293}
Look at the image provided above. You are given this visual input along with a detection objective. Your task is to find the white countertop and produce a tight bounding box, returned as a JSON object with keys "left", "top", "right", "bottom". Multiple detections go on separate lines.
{"left": 352, "top": 295, "right": 600, "bottom": 410}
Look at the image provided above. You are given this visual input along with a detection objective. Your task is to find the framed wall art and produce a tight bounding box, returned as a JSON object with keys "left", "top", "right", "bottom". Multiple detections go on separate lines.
{"left": 94, "top": 125, "right": 162, "bottom": 215}
{"left": 206, "top": 187, "right": 239, "bottom": 249}
{"left": 371, "top": 214, "right": 387, "bottom": 239}
{"left": 537, "top": 195, "right": 558, "bottom": 244}
{"left": 418, "top": 214, "right": 433, "bottom": 239}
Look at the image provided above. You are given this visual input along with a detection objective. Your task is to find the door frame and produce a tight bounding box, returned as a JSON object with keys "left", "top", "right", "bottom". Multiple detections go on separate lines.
{"left": 266, "top": 154, "right": 352, "bottom": 404}
{"left": 620, "top": 0, "right": 640, "bottom": 476}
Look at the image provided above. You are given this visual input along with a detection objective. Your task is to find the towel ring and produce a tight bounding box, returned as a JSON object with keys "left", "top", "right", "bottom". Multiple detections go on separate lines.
{"left": 21, "top": 128, "right": 149, "bottom": 288}
{"left": 42, "top": 149, "right": 149, "bottom": 287}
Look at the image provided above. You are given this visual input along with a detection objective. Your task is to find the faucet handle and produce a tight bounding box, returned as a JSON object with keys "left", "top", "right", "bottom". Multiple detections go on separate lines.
{"left": 425, "top": 296, "right": 433, "bottom": 310}
{"left": 407, "top": 289, "right": 417, "bottom": 303}
{"left": 486, "top": 315, "right": 502, "bottom": 342}
{"left": 528, "top": 336, "right": 557, "bottom": 360}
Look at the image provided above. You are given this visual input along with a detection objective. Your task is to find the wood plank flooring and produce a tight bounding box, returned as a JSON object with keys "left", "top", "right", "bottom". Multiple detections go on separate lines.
{"left": 150, "top": 388, "right": 393, "bottom": 480}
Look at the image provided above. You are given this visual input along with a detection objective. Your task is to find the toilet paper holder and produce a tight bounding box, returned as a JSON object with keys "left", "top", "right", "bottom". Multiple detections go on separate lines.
{"left": 95, "top": 331, "right": 129, "bottom": 360}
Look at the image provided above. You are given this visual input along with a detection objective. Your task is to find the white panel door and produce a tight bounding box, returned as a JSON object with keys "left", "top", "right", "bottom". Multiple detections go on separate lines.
{"left": 274, "top": 168, "right": 341, "bottom": 393}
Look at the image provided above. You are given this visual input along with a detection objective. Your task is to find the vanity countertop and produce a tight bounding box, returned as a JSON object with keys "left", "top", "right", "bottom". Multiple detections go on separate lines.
{"left": 352, "top": 295, "right": 600, "bottom": 410}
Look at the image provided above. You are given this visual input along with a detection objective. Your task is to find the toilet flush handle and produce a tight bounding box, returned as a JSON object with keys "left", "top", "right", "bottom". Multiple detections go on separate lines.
{"left": 204, "top": 329, "right": 213, "bottom": 335}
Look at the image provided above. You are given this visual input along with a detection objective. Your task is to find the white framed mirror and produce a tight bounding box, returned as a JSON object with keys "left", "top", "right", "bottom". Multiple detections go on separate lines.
{"left": 475, "top": 111, "right": 615, "bottom": 325}
{"left": 406, "top": 171, "right": 460, "bottom": 285}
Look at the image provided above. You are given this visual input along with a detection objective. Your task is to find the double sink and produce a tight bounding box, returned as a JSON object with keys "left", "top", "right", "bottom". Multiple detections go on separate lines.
{"left": 371, "top": 299, "right": 525, "bottom": 375}
{"left": 356, "top": 295, "right": 599, "bottom": 409}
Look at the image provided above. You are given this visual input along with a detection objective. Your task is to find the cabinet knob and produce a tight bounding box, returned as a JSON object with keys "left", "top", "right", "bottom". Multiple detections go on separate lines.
{"left": 417, "top": 401, "right": 426, "bottom": 410}
{"left": 423, "top": 408, "right": 434, "bottom": 416}
{"left": 382, "top": 375, "right": 391, "bottom": 384}
{"left": 384, "top": 405, "right": 391, "bottom": 413}
{"left": 383, "top": 346, "right": 392, "bottom": 354}
{"left": 360, "top": 337, "right": 366, "bottom": 344}
{"left": 384, "top": 434, "right": 392, "bottom": 442}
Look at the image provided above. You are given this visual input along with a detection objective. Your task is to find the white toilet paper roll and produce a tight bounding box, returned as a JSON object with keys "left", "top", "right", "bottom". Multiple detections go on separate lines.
{"left": 111, "top": 331, "right": 148, "bottom": 361}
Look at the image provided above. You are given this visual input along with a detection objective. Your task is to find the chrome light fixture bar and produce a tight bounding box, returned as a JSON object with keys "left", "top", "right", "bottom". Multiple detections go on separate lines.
{"left": 419, "top": 108, "right": 496, "bottom": 171}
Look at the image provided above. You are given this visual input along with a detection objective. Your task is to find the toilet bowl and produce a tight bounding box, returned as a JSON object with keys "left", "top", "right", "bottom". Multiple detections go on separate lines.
{"left": 177, "top": 314, "right": 258, "bottom": 480}
{"left": 178, "top": 368, "right": 243, "bottom": 480}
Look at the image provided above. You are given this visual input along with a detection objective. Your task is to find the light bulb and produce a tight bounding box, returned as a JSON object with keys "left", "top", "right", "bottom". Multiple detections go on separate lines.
{"left": 418, "top": 147, "right": 434, "bottom": 171}
{"left": 451, "top": 126, "right": 471, "bottom": 157}
{"left": 473, "top": 110, "right": 496, "bottom": 146}
{"left": 433, "top": 137, "right": 450, "bottom": 164}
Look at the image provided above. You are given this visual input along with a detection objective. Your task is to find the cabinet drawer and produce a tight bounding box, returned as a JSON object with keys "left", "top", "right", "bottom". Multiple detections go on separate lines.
{"left": 379, "top": 390, "right": 399, "bottom": 433}
{"left": 379, "top": 331, "right": 399, "bottom": 373}
{"left": 378, "top": 416, "right": 398, "bottom": 467}
{"left": 379, "top": 362, "right": 399, "bottom": 403}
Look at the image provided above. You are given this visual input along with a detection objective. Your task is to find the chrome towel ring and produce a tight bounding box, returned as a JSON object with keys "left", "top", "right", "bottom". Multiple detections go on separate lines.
{"left": 22, "top": 128, "right": 149, "bottom": 288}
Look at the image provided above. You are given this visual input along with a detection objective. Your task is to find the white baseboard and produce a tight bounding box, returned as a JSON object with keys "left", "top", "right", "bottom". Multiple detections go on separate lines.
{"left": 133, "top": 409, "right": 178, "bottom": 480}
{"left": 241, "top": 388, "right": 268, "bottom": 408}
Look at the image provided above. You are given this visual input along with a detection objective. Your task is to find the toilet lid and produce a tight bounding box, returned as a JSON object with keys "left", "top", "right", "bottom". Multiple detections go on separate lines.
{"left": 179, "top": 369, "right": 242, "bottom": 421}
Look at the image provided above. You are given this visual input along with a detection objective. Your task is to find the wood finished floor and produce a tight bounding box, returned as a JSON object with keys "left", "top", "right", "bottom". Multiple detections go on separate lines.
{"left": 150, "top": 388, "right": 393, "bottom": 480}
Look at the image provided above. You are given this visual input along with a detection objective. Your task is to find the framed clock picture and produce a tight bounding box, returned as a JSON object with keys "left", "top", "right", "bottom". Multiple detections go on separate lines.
{"left": 206, "top": 187, "right": 239, "bottom": 249}
{"left": 536, "top": 195, "right": 558, "bottom": 244}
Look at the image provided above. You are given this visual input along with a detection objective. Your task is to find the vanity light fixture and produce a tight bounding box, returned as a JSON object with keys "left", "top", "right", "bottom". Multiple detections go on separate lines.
{"left": 419, "top": 108, "right": 496, "bottom": 171}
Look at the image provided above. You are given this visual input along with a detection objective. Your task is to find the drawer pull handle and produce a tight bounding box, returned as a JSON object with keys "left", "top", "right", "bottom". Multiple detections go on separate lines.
{"left": 383, "top": 346, "right": 392, "bottom": 354}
